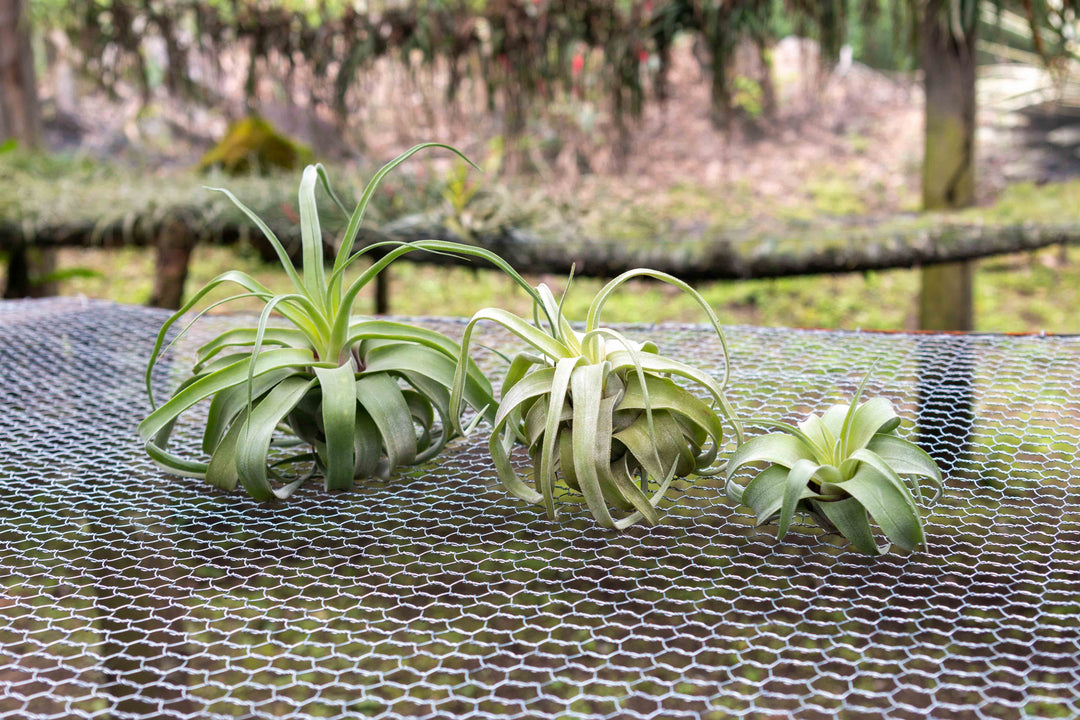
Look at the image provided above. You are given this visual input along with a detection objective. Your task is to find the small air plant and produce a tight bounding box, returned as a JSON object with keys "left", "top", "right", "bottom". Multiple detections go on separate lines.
{"left": 449, "top": 271, "right": 744, "bottom": 530}
{"left": 724, "top": 373, "right": 944, "bottom": 554}
{"left": 138, "top": 144, "right": 534, "bottom": 501}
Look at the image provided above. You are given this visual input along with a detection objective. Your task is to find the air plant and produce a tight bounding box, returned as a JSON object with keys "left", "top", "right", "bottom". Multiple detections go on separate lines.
{"left": 138, "top": 144, "right": 537, "bottom": 501}
{"left": 724, "top": 373, "right": 944, "bottom": 555}
{"left": 449, "top": 272, "right": 744, "bottom": 530}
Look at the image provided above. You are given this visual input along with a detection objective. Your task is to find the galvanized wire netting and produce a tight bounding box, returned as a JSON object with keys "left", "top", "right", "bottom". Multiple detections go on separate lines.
{"left": 1, "top": 298, "right": 1078, "bottom": 720}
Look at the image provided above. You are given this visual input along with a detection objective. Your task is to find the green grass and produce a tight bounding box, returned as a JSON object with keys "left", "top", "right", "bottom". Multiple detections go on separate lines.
{"left": 47, "top": 243, "right": 1080, "bottom": 332}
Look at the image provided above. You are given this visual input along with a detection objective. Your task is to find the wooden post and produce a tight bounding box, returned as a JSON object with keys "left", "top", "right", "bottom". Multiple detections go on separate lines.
{"left": 148, "top": 216, "right": 195, "bottom": 310}
{"left": 375, "top": 268, "right": 390, "bottom": 314}
{"left": 917, "top": 2, "right": 977, "bottom": 331}
{"left": 918, "top": 262, "right": 973, "bottom": 331}
{"left": 916, "top": 2, "right": 977, "bottom": 468}
{"left": 2, "top": 241, "right": 59, "bottom": 299}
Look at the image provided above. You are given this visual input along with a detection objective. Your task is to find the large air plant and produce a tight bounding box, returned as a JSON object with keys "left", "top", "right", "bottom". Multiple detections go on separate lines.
{"left": 725, "top": 375, "right": 944, "bottom": 554}
{"left": 138, "top": 144, "right": 534, "bottom": 501}
{"left": 450, "top": 273, "right": 744, "bottom": 530}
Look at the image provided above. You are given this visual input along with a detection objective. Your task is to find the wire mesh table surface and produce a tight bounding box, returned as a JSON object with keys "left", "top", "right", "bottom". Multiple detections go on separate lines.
{"left": 1, "top": 297, "right": 1078, "bottom": 720}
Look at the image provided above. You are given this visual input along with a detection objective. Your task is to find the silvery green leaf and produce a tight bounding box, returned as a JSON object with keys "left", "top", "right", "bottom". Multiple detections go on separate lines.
{"left": 314, "top": 364, "right": 358, "bottom": 492}
{"left": 742, "top": 465, "right": 791, "bottom": 524}
{"left": 811, "top": 498, "right": 888, "bottom": 555}
{"left": 844, "top": 398, "right": 900, "bottom": 455}
{"left": 866, "top": 434, "right": 944, "bottom": 501}
{"left": 778, "top": 459, "right": 823, "bottom": 539}
{"left": 843, "top": 450, "right": 925, "bottom": 552}
{"left": 727, "top": 434, "right": 817, "bottom": 479}
{"left": 236, "top": 376, "right": 317, "bottom": 501}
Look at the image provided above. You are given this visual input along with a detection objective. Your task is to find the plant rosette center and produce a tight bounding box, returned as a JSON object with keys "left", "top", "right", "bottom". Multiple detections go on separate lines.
{"left": 725, "top": 379, "right": 944, "bottom": 555}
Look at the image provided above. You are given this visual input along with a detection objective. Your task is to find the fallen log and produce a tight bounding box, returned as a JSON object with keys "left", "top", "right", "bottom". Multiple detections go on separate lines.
{"left": 4, "top": 207, "right": 1080, "bottom": 309}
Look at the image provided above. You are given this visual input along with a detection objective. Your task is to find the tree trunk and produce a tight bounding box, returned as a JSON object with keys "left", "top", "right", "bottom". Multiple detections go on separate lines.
{"left": 0, "top": 0, "right": 40, "bottom": 144}
{"left": 709, "top": 64, "right": 732, "bottom": 131}
{"left": 501, "top": 80, "right": 530, "bottom": 175}
{"left": 707, "top": 35, "right": 733, "bottom": 131}
{"left": 754, "top": 36, "right": 777, "bottom": 121}
{"left": 916, "top": 1, "right": 977, "bottom": 470}
{"left": 917, "top": 4, "right": 977, "bottom": 331}
{"left": 0, "top": 0, "right": 58, "bottom": 299}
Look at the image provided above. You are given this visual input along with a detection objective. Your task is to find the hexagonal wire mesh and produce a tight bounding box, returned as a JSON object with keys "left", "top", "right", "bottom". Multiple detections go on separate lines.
{"left": 1, "top": 297, "right": 1078, "bottom": 720}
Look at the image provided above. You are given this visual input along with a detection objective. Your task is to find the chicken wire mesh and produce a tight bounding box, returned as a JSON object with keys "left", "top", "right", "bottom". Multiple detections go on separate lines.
{"left": 0, "top": 297, "right": 1078, "bottom": 720}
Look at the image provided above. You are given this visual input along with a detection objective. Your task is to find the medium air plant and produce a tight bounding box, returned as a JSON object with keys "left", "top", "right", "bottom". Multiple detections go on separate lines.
{"left": 449, "top": 272, "right": 744, "bottom": 530}
{"left": 724, "top": 374, "right": 944, "bottom": 554}
{"left": 138, "top": 144, "right": 533, "bottom": 501}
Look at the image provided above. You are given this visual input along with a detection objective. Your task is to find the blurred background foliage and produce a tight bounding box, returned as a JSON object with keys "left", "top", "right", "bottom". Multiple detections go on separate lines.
{"left": 13, "top": 0, "right": 1079, "bottom": 177}
{"left": 4, "top": 0, "right": 1080, "bottom": 329}
{"left": 23, "top": 2, "right": 1078, "bottom": 113}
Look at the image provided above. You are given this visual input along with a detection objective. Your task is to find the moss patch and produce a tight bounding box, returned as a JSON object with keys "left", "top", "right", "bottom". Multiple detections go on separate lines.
{"left": 198, "top": 116, "right": 314, "bottom": 175}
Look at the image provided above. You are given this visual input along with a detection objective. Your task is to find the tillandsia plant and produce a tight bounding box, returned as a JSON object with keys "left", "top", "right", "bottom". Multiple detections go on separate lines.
{"left": 449, "top": 272, "right": 745, "bottom": 530}
{"left": 138, "top": 144, "right": 539, "bottom": 501}
{"left": 724, "top": 373, "right": 944, "bottom": 555}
